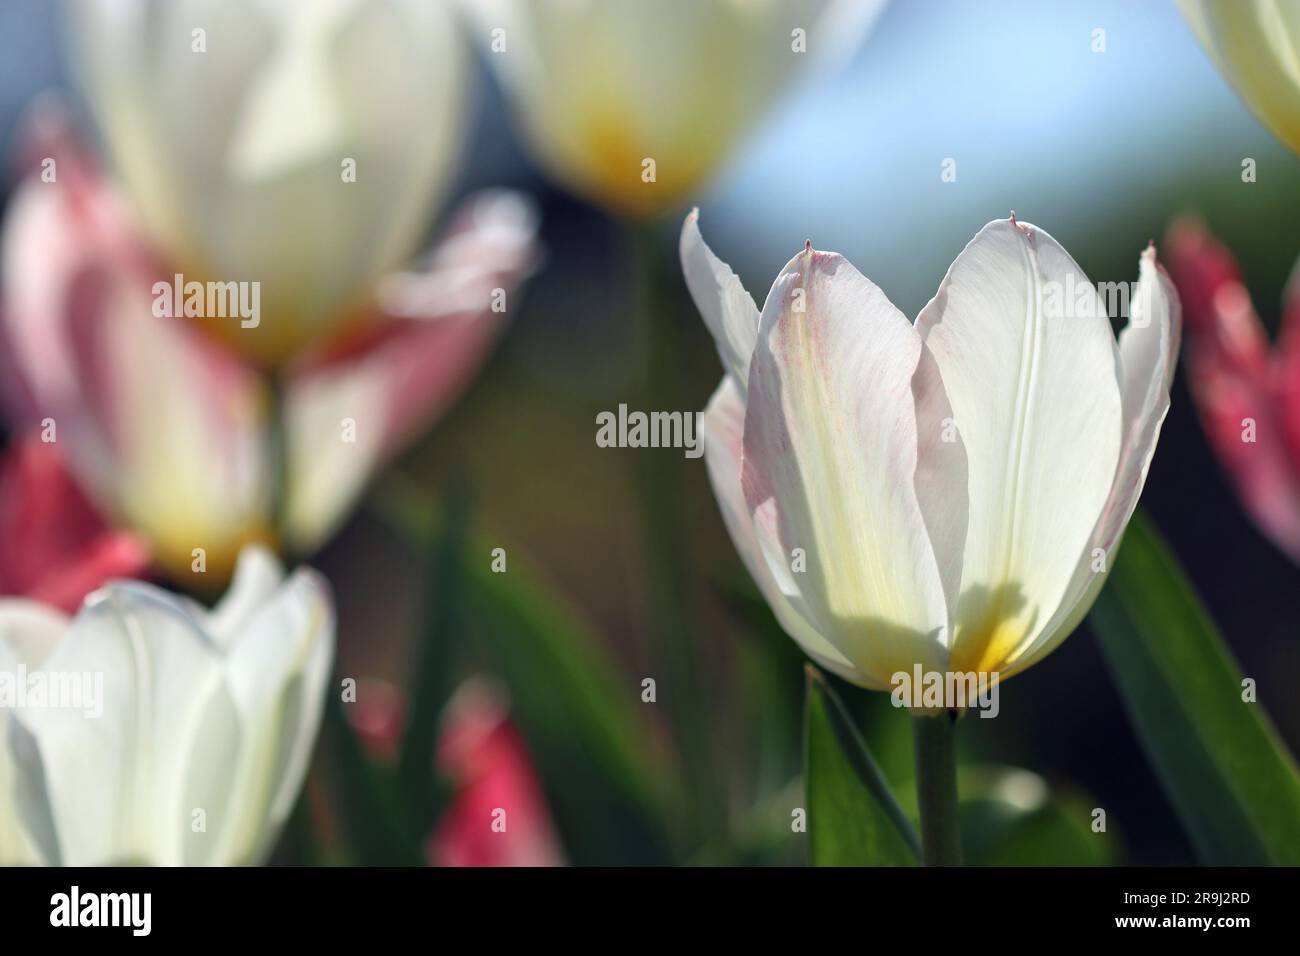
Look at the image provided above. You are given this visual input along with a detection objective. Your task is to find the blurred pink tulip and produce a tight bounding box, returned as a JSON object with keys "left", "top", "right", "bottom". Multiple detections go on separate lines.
{"left": 428, "top": 680, "right": 565, "bottom": 868}
{"left": 0, "top": 107, "right": 538, "bottom": 580}
{"left": 349, "top": 677, "right": 408, "bottom": 766}
{"left": 350, "top": 678, "right": 564, "bottom": 867}
{"left": 1165, "top": 217, "right": 1300, "bottom": 562}
{"left": 0, "top": 435, "right": 149, "bottom": 612}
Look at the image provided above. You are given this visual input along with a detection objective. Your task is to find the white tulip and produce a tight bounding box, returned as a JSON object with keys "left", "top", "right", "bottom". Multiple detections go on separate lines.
{"left": 0, "top": 547, "right": 334, "bottom": 865}
{"left": 684, "top": 212, "right": 1180, "bottom": 688}
{"left": 459, "top": 0, "right": 886, "bottom": 216}
{"left": 1179, "top": 0, "right": 1300, "bottom": 157}
{"left": 63, "top": 0, "right": 470, "bottom": 364}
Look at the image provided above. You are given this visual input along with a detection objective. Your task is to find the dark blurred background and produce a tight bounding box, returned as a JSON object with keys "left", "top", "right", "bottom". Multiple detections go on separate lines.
{"left": 4, "top": 0, "right": 1298, "bottom": 865}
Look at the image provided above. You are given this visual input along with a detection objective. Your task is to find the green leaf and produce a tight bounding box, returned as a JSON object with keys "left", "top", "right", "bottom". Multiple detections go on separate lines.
{"left": 322, "top": 692, "right": 425, "bottom": 866}
{"left": 804, "top": 666, "right": 919, "bottom": 866}
{"left": 465, "top": 543, "right": 677, "bottom": 865}
{"left": 366, "top": 476, "right": 676, "bottom": 863}
{"left": 1090, "top": 510, "right": 1300, "bottom": 865}
{"left": 956, "top": 767, "right": 1118, "bottom": 867}
{"left": 396, "top": 476, "right": 469, "bottom": 830}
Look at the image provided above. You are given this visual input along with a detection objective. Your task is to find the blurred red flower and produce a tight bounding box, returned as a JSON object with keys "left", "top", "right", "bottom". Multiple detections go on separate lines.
{"left": 0, "top": 435, "right": 149, "bottom": 611}
{"left": 350, "top": 677, "right": 564, "bottom": 867}
{"left": 1165, "top": 217, "right": 1300, "bottom": 562}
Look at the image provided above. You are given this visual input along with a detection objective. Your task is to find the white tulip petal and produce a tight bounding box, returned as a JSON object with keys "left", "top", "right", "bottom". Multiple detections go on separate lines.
{"left": 1012, "top": 246, "right": 1181, "bottom": 675}
{"left": 0, "top": 602, "right": 71, "bottom": 865}
{"left": 916, "top": 219, "right": 1123, "bottom": 676}
{"left": 9, "top": 584, "right": 234, "bottom": 865}
{"left": 681, "top": 210, "right": 760, "bottom": 394}
{"left": 283, "top": 189, "right": 536, "bottom": 553}
{"left": 741, "top": 246, "right": 949, "bottom": 688}
{"left": 206, "top": 544, "right": 286, "bottom": 646}
{"left": 4, "top": 719, "right": 59, "bottom": 865}
{"left": 220, "top": 568, "right": 333, "bottom": 862}
{"left": 700, "top": 378, "right": 858, "bottom": 682}
{"left": 177, "top": 678, "right": 243, "bottom": 866}
{"left": 458, "top": 0, "right": 880, "bottom": 214}
{"left": 93, "top": 292, "right": 272, "bottom": 576}
{"left": 1179, "top": 0, "right": 1300, "bottom": 154}
{"left": 0, "top": 601, "right": 69, "bottom": 670}
{"left": 226, "top": 0, "right": 362, "bottom": 180}
{"left": 65, "top": 0, "right": 470, "bottom": 361}
{"left": 911, "top": 342, "right": 970, "bottom": 621}
{"left": 1, "top": 549, "right": 335, "bottom": 865}
{"left": 265, "top": 574, "right": 333, "bottom": 831}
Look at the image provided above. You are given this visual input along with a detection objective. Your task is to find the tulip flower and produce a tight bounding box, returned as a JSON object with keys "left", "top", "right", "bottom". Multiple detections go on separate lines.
{"left": 428, "top": 679, "right": 565, "bottom": 867}
{"left": 0, "top": 546, "right": 335, "bottom": 866}
{"left": 0, "top": 436, "right": 149, "bottom": 612}
{"left": 0, "top": 111, "right": 538, "bottom": 581}
{"left": 1164, "top": 217, "right": 1300, "bottom": 561}
{"left": 64, "top": 0, "right": 470, "bottom": 365}
{"left": 459, "top": 0, "right": 886, "bottom": 217}
{"left": 1179, "top": 0, "right": 1300, "bottom": 157}
{"left": 685, "top": 211, "right": 1181, "bottom": 688}
{"left": 349, "top": 677, "right": 565, "bottom": 867}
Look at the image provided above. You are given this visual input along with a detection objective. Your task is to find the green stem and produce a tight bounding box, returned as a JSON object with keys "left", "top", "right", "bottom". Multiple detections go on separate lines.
{"left": 265, "top": 371, "right": 291, "bottom": 552}
{"left": 911, "top": 711, "right": 962, "bottom": 866}
{"left": 395, "top": 478, "right": 468, "bottom": 831}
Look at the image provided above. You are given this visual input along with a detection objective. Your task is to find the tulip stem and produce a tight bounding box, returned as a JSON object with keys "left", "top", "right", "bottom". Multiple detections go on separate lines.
{"left": 911, "top": 711, "right": 962, "bottom": 866}
{"left": 266, "top": 371, "right": 291, "bottom": 549}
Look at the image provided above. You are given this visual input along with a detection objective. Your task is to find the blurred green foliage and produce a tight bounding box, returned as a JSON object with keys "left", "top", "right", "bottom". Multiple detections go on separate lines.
{"left": 1091, "top": 511, "right": 1300, "bottom": 866}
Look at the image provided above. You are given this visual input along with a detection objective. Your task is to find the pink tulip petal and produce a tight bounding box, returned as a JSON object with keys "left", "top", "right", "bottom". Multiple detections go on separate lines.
{"left": 741, "top": 244, "right": 950, "bottom": 688}
{"left": 283, "top": 191, "right": 539, "bottom": 550}
{"left": 0, "top": 436, "right": 149, "bottom": 612}
{"left": 1165, "top": 217, "right": 1300, "bottom": 561}
{"left": 342, "top": 676, "right": 563, "bottom": 866}
{"left": 699, "top": 377, "right": 858, "bottom": 681}
{"left": 427, "top": 679, "right": 564, "bottom": 868}
{"left": 347, "top": 677, "right": 408, "bottom": 766}
{"left": 0, "top": 106, "right": 271, "bottom": 577}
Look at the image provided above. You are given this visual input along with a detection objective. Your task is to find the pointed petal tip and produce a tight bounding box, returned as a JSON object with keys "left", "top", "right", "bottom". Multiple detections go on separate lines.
{"left": 1141, "top": 239, "right": 1159, "bottom": 269}
{"left": 1009, "top": 211, "right": 1036, "bottom": 242}
{"left": 234, "top": 542, "right": 283, "bottom": 575}
{"left": 987, "top": 212, "right": 1037, "bottom": 245}
{"left": 680, "top": 207, "right": 704, "bottom": 247}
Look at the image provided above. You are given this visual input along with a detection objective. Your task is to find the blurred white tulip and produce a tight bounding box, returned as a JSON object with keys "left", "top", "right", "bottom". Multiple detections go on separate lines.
{"left": 0, "top": 547, "right": 334, "bottom": 866}
{"left": 460, "top": 0, "right": 886, "bottom": 217}
{"left": 63, "top": 0, "right": 470, "bottom": 364}
{"left": 0, "top": 114, "right": 537, "bottom": 581}
{"left": 685, "top": 211, "right": 1180, "bottom": 688}
{"left": 1179, "top": 0, "right": 1300, "bottom": 157}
